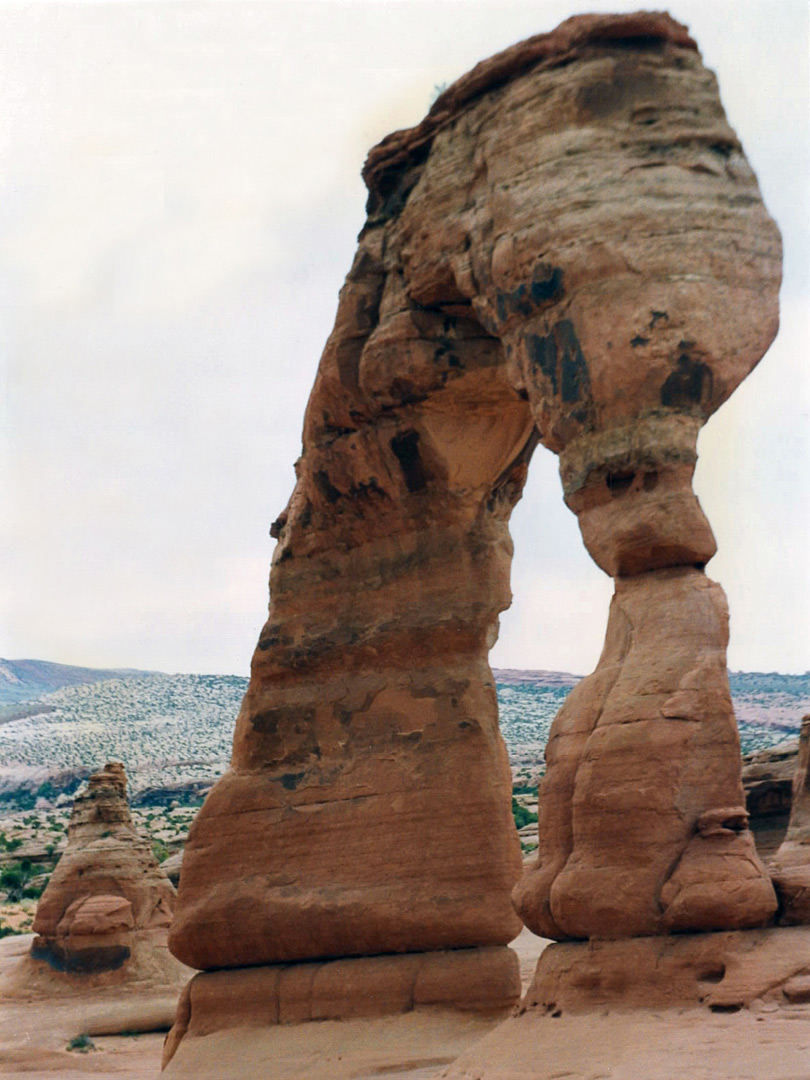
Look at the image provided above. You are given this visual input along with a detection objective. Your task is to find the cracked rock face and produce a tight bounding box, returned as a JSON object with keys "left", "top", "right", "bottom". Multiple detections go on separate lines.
{"left": 170, "top": 11, "right": 781, "bottom": 969}
{"left": 31, "top": 763, "right": 177, "bottom": 975}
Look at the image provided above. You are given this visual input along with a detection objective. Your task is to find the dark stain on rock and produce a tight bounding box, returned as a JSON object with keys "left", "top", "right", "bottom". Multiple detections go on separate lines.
{"left": 390, "top": 430, "right": 429, "bottom": 493}
{"left": 495, "top": 265, "right": 564, "bottom": 325}
{"left": 348, "top": 477, "right": 389, "bottom": 501}
{"left": 661, "top": 352, "right": 713, "bottom": 409}
{"left": 251, "top": 706, "right": 316, "bottom": 735}
{"left": 509, "top": 282, "right": 533, "bottom": 317}
{"left": 31, "top": 940, "right": 131, "bottom": 974}
{"left": 434, "top": 338, "right": 462, "bottom": 369}
{"left": 527, "top": 319, "right": 590, "bottom": 405}
{"left": 314, "top": 470, "right": 342, "bottom": 504}
{"left": 366, "top": 155, "right": 429, "bottom": 223}
{"left": 606, "top": 470, "right": 635, "bottom": 495}
{"left": 280, "top": 772, "right": 306, "bottom": 791}
{"left": 630, "top": 334, "right": 650, "bottom": 347}
{"left": 527, "top": 331, "right": 559, "bottom": 394}
{"left": 269, "top": 512, "right": 287, "bottom": 539}
{"left": 530, "top": 265, "right": 564, "bottom": 304}
{"left": 649, "top": 310, "right": 669, "bottom": 328}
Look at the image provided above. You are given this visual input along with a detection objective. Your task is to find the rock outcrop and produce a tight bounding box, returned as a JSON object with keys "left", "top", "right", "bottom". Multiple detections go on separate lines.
{"left": 167, "top": 11, "right": 782, "bottom": 1065}
{"left": 768, "top": 716, "right": 810, "bottom": 923}
{"left": 27, "top": 762, "right": 178, "bottom": 979}
{"left": 743, "top": 738, "right": 797, "bottom": 856}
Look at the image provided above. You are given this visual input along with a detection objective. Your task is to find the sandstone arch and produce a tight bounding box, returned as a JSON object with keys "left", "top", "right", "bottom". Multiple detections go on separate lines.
{"left": 169, "top": 11, "right": 782, "bottom": 982}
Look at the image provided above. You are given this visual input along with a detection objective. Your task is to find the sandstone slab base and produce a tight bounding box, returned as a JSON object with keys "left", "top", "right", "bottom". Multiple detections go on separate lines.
{"left": 439, "top": 926, "right": 810, "bottom": 1080}
{"left": 0, "top": 934, "right": 176, "bottom": 1080}
{"left": 523, "top": 925, "right": 810, "bottom": 1012}
{"left": 439, "top": 1004, "right": 810, "bottom": 1080}
{"left": 163, "top": 945, "right": 519, "bottom": 1070}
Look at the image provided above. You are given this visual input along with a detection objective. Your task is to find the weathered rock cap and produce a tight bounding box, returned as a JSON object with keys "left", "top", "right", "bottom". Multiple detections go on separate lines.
{"left": 364, "top": 11, "right": 696, "bottom": 207}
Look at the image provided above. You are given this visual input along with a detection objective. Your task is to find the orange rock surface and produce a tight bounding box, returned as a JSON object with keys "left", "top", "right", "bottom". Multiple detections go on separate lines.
{"left": 170, "top": 8, "right": 781, "bottom": 984}
{"left": 769, "top": 715, "right": 810, "bottom": 923}
{"left": 28, "top": 763, "right": 177, "bottom": 979}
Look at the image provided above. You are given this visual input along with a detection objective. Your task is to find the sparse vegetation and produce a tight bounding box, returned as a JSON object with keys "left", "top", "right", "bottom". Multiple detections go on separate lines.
{"left": 512, "top": 798, "right": 538, "bottom": 832}
{"left": 66, "top": 1033, "right": 96, "bottom": 1053}
{"left": 0, "top": 860, "right": 48, "bottom": 901}
{"left": 152, "top": 840, "right": 170, "bottom": 863}
{"left": 430, "top": 81, "right": 449, "bottom": 105}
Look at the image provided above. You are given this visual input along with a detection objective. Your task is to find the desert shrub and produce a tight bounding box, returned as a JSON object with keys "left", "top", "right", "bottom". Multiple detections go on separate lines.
{"left": 0, "top": 860, "right": 47, "bottom": 901}
{"left": 512, "top": 797, "right": 538, "bottom": 831}
{"left": 512, "top": 783, "right": 535, "bottom": 795}
{"left": 152, "top": 840, "right": 169, "bottom": 863}
{"left": 67, "top": 1034, "right": 97, "bottom": 1053}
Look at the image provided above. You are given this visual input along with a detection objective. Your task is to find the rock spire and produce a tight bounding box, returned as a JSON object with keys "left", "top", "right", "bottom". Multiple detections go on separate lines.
{"left": 31, "top": 762, "right": 177, "bottom": 976}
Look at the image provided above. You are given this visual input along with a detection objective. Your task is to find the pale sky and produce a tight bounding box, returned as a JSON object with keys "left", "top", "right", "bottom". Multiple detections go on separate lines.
{"left": 1, "top": 0, "right": 808, "bottom": 677}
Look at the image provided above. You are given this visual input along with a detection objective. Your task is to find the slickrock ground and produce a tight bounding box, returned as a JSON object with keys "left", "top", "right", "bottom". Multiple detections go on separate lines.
{"left": 5, "top": 928, "right": 810, "bottom": 1080}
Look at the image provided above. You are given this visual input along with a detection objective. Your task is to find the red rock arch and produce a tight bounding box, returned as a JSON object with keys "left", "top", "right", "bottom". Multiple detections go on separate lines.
{"left": 169, "top": 11, "right": 781, "bottom": 972}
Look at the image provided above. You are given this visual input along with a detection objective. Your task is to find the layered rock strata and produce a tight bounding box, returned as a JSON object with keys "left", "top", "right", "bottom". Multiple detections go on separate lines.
{"left": 170, "top": 7, "right": 781, "bottom": 1005}
{"left": 768, "top": 716, "right": 810, "bottom": 923}
{"left": 29, "top": 762, "right": 178, "bottom": 978}
{"left": 162, "top": 946, "right": 520, "bottom": 1069}
{"left": 522, "top": 925, "right": 810, "bottom": 1013}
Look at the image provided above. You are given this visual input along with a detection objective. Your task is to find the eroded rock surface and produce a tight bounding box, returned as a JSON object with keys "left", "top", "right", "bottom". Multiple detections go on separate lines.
{"left": 170, "top": 8, "right": 781, "bottom": 984}
{"left": 162, "top": 946, "right": 520, "bottom": 1070}
{"left": 26, "top": 763, "right": 178, "bottom": 981}
{"left": 769, "top": 716, "right": 810, "bottom": 923}
{"left": 743, "top": 739, "right": 797, "bottom": 856}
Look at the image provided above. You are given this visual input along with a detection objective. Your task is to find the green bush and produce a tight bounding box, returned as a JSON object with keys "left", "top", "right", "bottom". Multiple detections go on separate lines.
{"left": 67, "top": 1034, "right": 96, "bottom": 1053}
{"left": 512, "top": 797, "right": 538, "bottom": 831}
{"left": 0, "top": 860, "right": 47, "bottom": 902}
{"left": 151, "top": 840, "right": 170, "bottom": 863}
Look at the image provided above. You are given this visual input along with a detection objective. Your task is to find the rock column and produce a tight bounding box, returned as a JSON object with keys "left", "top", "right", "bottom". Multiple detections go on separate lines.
{"left": 768, "top": 716, "right": 810, "bottom": 923}
{"left": 30, "top": 762, "right": 179, "bottom": 978}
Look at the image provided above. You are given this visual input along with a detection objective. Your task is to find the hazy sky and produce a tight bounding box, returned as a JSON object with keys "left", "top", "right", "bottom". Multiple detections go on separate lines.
{"left": 2, "top": 0, "right": 808, "bottom": 677}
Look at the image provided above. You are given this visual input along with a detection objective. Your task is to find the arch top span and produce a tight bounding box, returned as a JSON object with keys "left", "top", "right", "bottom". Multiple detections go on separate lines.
{"left": 169, "top": 12, "right": 782, "bottom": 974}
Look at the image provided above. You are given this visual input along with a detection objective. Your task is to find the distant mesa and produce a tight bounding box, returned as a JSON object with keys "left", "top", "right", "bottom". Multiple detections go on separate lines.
{"left": 0, "top": 657, "right": 158, "bottom": 706}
